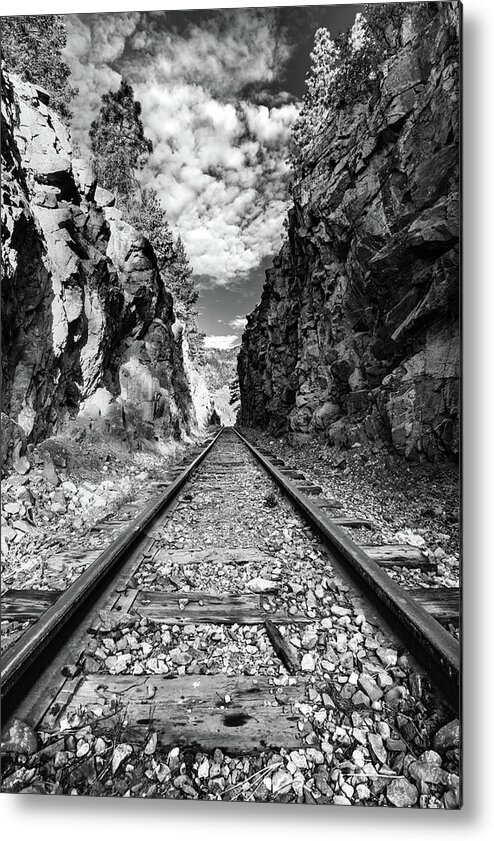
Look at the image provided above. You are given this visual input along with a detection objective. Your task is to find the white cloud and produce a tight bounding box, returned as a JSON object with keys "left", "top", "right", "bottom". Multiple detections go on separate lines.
{"left": 143, "top": 9, "right": 292, "bottom": 98}
{"left": 65, "top": 10, "right": 299, "bottom": 287}
{"left": 229, "top": 316, "right": 248, "bottom": 331}
{"left": 204, "top": 335, "right": 240, "bottom": 350}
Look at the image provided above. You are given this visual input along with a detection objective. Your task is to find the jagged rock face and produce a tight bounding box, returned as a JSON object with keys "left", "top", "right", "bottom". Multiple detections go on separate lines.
{"left": 174, "top": 323, "right": 213, "bottom": 431}
{"left": 239, "top": 6, "right": 459, "bottom": 461}
{"left": 1, "top": 72, "right": 195, "bottom": 465}
{"left": 200, "top": 345, "right": 239, "bottom": 426}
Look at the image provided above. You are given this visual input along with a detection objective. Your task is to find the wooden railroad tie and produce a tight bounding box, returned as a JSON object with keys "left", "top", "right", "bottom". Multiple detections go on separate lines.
{"left": 41, "top": 674, "right": 308, "bottom": 754}
{"left": 1, "top": 589, "right": 61, "bottom": 621}
{"left": 315, "top": 498, "right": 343, "bottom": 509}
{"left": 405, "top": 587, "right": 460, "bottom": 626}
{"left": 360, "top": 544, "right": 437, "bottom": 570}
{"left": 154, "top": 547, "right": 272, "bottom": 566}
{"left": 297, "top": 483, "right": 323, "bottom": 495}
{"left": 135, "top": 589, "right": 309, "bottom": 625}
{"left": 332, "top": 516, "right": 377, "bottom": 529}
{"left": 279, "top": 469, "right": 306, "bottom": 479}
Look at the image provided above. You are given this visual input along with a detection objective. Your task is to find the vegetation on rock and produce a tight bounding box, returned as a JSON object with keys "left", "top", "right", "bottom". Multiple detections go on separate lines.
{"left": 90, "top": 81, "right": 200, "bottom": 368}
{"left": 89, "top": 79, "right": 153, "bottom": 203}
{"left": 241, "top": 2, "right": 460, "bottom": 461}
{"left": 199, "top": 346, "right": 240, "bottom": 426}
{"left": 166, "top": 235, "right": 198, "bottom": 323}
{"left": 0, "top": 15, "right": 77, "bottom": 120}
{"left": 125, "top": 188, "right": 198, "bottom": 323}
{"left": 1, "top": 72, "right": 196, "bottom": 461}
{"left": 292, "top": 3, "right": 443, "bottom": 162}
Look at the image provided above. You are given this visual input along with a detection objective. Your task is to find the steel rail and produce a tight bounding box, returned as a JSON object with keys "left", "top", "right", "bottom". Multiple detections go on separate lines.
{"left": 1, "top": 428, "right": 223, "bottom": 717}
{"left": 233, "top": 427, "right": 460, "bottom": 710}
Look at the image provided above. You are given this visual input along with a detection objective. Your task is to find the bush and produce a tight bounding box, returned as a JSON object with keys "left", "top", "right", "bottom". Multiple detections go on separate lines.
{"left": 89, "top": 79, "right": 153, "bottom": 203}
{"left": 291, "top": 3, "right": 441, "bottom": 164}
{"left": 1, "top": 15, "right": 76, "bottom": 121}
{"left": 125, "top": 188, "right": 198, "bottom": 322}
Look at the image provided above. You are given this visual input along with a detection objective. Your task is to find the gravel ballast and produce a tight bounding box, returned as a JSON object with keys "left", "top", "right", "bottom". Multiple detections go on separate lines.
{"left": 1, "top": 431, "right": 460, "bottom": 807}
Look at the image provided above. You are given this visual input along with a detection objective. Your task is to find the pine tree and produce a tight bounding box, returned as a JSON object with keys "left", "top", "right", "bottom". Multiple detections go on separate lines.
{"left": 89, "top": 79, "right": 153, "bottom": 203}
{"left": 126, "top": 188, "right": 175, "bottom": 267}
{"left": 1, "top": 15, "right": 76, "bottom": 120}
{"left": 229, "top": 376, "right": 241, "bottom": 410}
{"left": 303, "top": 28, "right": 341, "bottom": 115}
{"left": 291, "top": 28, "right": 341, "bottom": 157}
{"left": 291, "top": 5, "right": 436, "bottom": 163}
{"left": 126, "top": 189, "right": 198, "bottom": 322}
{"left": 167, "top": 235, "right": 199, "bottom": 321}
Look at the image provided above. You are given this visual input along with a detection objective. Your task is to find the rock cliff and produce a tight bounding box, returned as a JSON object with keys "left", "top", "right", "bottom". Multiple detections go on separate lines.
{"left": 238, "top": 4, "right": 459, "bottom": 461}
{"left": 1, "top": 71, "right": 200, "bottom": 467}
{"left": 200, "top": 344, "right": 240, "bottom": 426}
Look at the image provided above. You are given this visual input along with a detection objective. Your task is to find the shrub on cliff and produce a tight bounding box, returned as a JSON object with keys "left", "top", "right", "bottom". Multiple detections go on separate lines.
{"left": 125, "top": 187, "right": 174, "bottom": 267}
{"left": 89, "top": 79, "right": 153, "bottom": 204}
{"left": 91, "top": 82, "right": 197, "bottom": 324}
{"left": 1, "top": 15, "right": 76, "bottom": 120}
{"left": 291, "top": 2, "right": 439, "bottom": 163}
{"left": 169, "top": 235, "right": 198, "bottom": 322}
{"left": 126, "top": 188, "right": 198, "bottom": 322}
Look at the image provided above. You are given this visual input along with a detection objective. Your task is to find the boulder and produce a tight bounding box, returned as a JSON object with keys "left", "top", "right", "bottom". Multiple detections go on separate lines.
{"left": 94, "top": 185, "right": 115, "bottom": 207}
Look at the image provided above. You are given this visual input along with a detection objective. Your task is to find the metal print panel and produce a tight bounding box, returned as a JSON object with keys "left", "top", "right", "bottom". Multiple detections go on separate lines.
{"left": 1, "top": 2, "right": 461, "bottom": 808}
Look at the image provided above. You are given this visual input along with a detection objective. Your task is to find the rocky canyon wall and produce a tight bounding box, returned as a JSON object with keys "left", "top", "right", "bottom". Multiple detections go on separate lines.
{"left": 238, "top": 4, "right": 460, "bottom": 461}
{"left": 1, "top": 71, "right": 202, "bottom": 467}
{"left": 199, "top": 345, "right": 240, "bottom": 426}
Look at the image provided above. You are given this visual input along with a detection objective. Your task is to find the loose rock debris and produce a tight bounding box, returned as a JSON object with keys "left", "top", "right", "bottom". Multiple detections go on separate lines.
{"left": 244, "top": 430, "right": 460, "bottom": 636}
{"left": 1, "top": 432, "right": 460, "bottom": 807}
{"left": 1, "top": 433, "right": 192, "bottom": 652}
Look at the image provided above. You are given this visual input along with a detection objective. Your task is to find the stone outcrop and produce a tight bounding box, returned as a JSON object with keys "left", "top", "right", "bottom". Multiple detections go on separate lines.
{"left": 200, "top": 345, "right": 240, "bottom": 426}
{"left": 180, "top": 328, "right": 216, "bottom": 430}
{"left": 1, "top": 71, "right": 198, "bottom": 466}
{"left": 239, "top": 5, "right": 459, "bottom": 461}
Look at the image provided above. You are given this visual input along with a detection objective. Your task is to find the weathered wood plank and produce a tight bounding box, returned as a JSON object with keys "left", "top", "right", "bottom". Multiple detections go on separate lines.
{"left": 52, "top": 548, "right": 102, "bottom": 561}
{"left": 205, "top": 461, "right": 245, "bottom": 467}
{"left": 190, "top": 483, "right": 238, "bottom": 491}
{"left": 1, "top": 589, "right": 61, "bottom": 621}
{"left": 265, "top": 620, "right": 299, "bottom": 674}
{"left": 90, "top": 521, "right": 122, "bottom": 533}
{"left": 199, "top": 469, "right": 237, "bottom": 475}
{"left": 361, "top": 544, "right": 435, "bottom": 570}
{"left": 406, "top": 587, "right": 460, "bottom": 625}
{"left": 45, "top": 549, "right": 102, "bottom": 572}
{"left": 137, "top": 590, "right": 261, "bottom": 624}
{"left": 316, "top": 499, "right": 343, "bottom": 509}
{"left": 154, "top": 547, "right": 272, "bottom": 566}
{"left": 332, "top": 517, "right": 376, "bottom": 529}
{"left": 135, "top": 590, "right": 310, "bottom": 625}
{"left": 297, "top": 484, "right": 323, "bottom": 495}
{"left": 45, "top": 674, "right": 307, "bottom": 753}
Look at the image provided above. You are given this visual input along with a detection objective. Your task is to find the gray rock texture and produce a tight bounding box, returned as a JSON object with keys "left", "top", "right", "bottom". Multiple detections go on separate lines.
{"left": 1, "top": 71, "right": 199, "bottom": 466}
{"left": 238, "top": 5, "right": 459, "bottom": 461}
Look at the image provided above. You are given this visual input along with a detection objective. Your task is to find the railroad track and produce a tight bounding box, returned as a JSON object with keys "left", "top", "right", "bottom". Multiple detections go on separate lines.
{"left": 1, "top": 427, "right": 460, "bottom": 802}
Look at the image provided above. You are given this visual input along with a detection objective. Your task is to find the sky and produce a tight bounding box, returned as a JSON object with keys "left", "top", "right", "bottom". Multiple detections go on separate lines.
{"left": 64, "top": 4, "right": 363, "bottom": 345}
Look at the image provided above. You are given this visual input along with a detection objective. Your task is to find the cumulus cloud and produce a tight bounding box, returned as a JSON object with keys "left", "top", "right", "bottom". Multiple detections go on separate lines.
{"left": 229, "top": 316, "right": 248, "bottom": 331}
{"left": 64, "top": 9, "right": 299, "bottom": 287}
{"left": 204, "top": 335, "right": 240, "bottom": 350}
{"left": 127, "top": 8, "right": 292, "bottom": 98}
